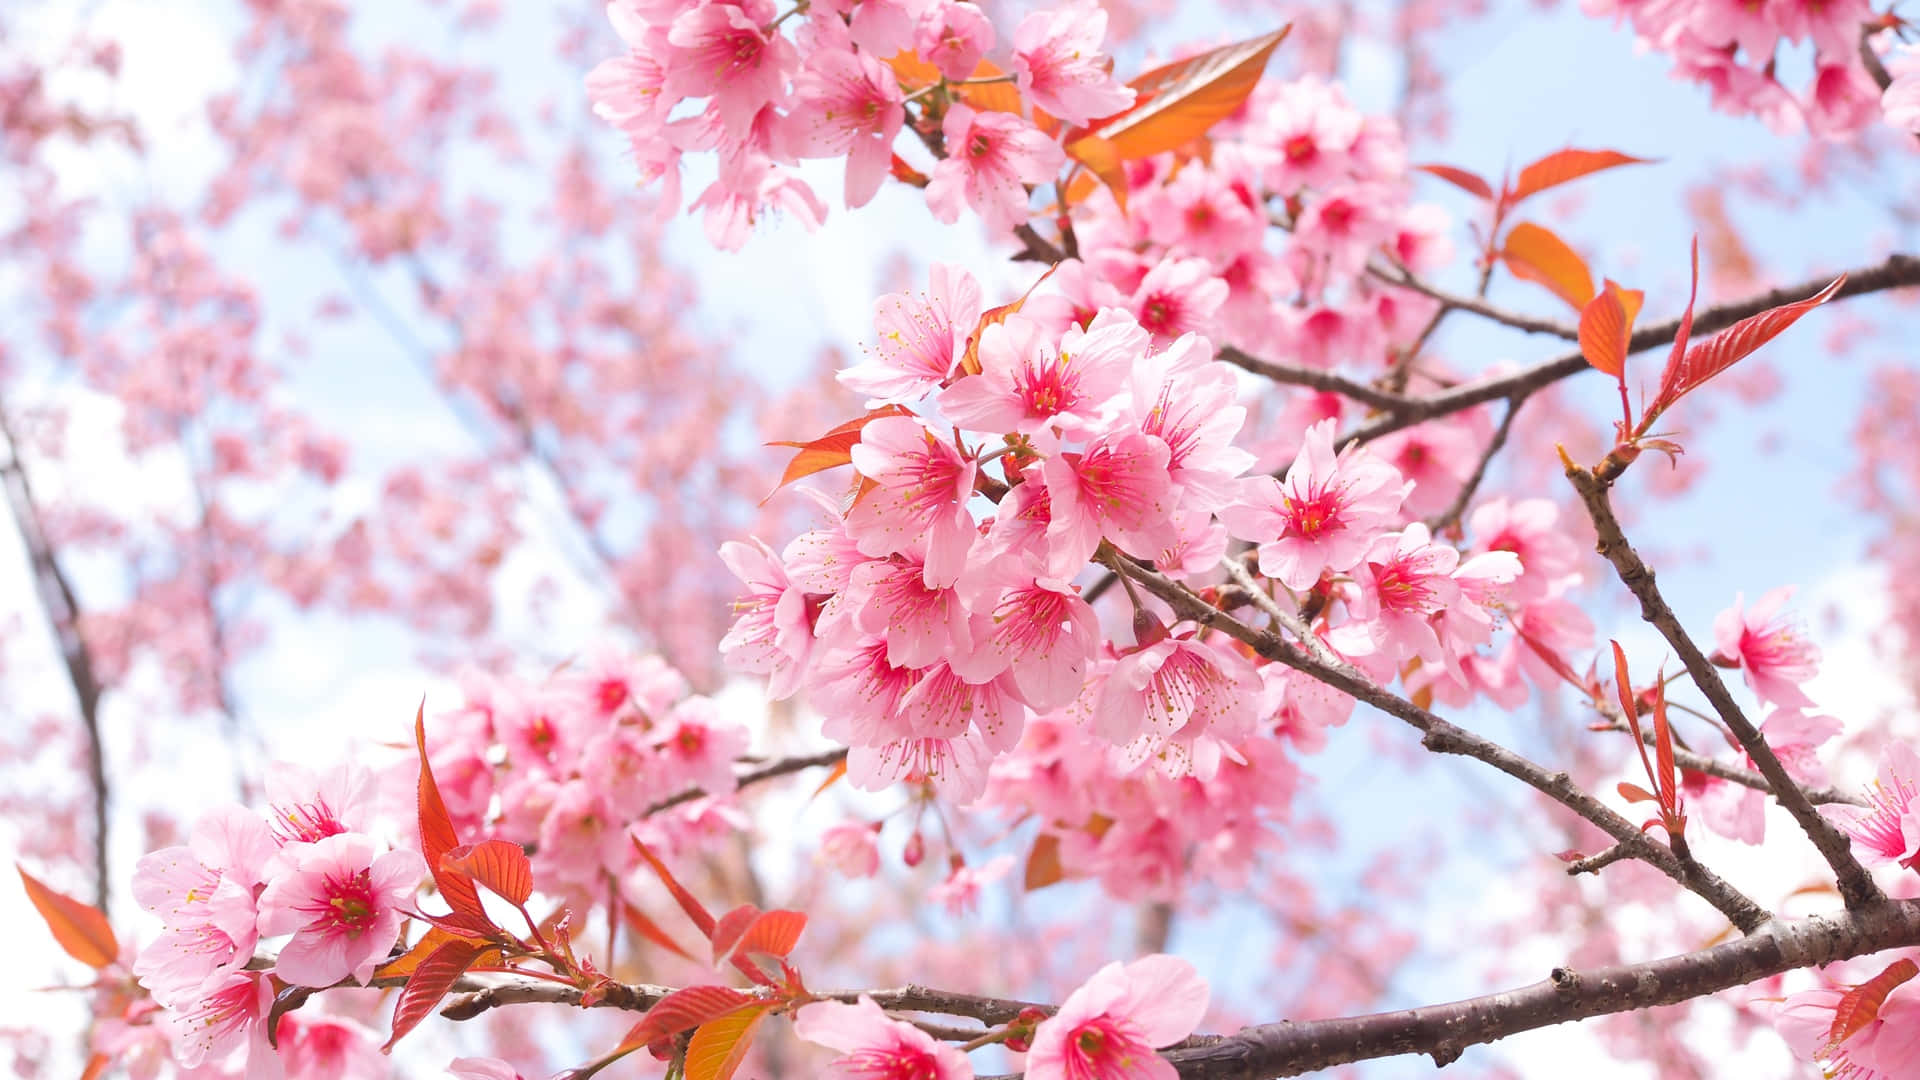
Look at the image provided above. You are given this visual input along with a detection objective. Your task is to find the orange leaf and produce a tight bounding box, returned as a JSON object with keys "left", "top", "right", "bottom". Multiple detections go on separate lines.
{"left": 886, "top": 51, "right": 1023, "bottom": 114}
{"left": 376, "top": 926, "right": 501, "bottom": 980}
{"left": 382, "top": 937, "right": 484, "bottom": 1052}
{"left": 632, "top": 838, "right": 716, "bottom": 939}
{"left": 1415, "top": 163, "right": 1493, "bottom": 200}
{"left": 685, "top": 1004, "right": 771, "bottom": 1080}
{"left": 80, "top": 1053, "right": 110, "bottom": 1080}
{"left": 1649, "top": 272, "right": 1844, "bottom": 423}
{"left": 441, "top": 840, "right": 533, "bottom": 907}
{"left": 960, "top": 265, "right": 1059, "bottom": 376}
{"left": 1501, "top": 222, "right": 1594, "bottom": 309}
{"left": 709, "top": 903, "right": 761, "bottom": 968}
{"left": 808, "top": 757, "right": 848, "bottom": 802}
{"left": 1067, "top": 28, "right": 1290, "bottom": 163}
{"left": 1650, "top": 676, "right": 1682, "bottom": 832}
{"left": 414, "top": 705, "right": 489, "bottom": 926}
{"left": 1578, "top": 279, "right": 1638, "bottom": 378}
{"left": 621, "top": 985, "right": 756, "bottom": 1049}
{"left": 1827, "top": 958, "right": 1920, "bottom": 1055}
{"left": 732, "top": 909, "right": 807, "bottom": 962}
{"left": 622, "top": 900, "right": 698, "bottom": 963}
{"left": 764, "top": 406, "right": 912, "bottom": 503}
{"left": 1063, "top": 136, "right": 1129, "bottom": 212}
{"left": 1506, "top": 149, "right": 1654, "bottom": 206}
{"left": 1617, "top": 781, "right": 1659, "bottom": 804}
{"left": 16, "top": 865, "right": 117, "bottom": 969}
{"left": 1024, "top": 832, "right": 1065, "bottom": 891}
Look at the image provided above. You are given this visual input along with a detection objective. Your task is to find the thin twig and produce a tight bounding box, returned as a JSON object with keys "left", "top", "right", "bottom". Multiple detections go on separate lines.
{"left": 639, "top": 747, "right": 849, "bottom": 818}
{"left": 1216, "top": 346, "right": 1412, "bottom": 412}
{"left": 1425, "top": 394, "right": 1522, "bottom": 535}
{"left": 1370, "top": 263, "right": 1580, "bottom": 340}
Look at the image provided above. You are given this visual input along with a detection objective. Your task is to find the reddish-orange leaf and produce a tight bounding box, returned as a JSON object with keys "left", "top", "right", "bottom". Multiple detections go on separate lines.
{"left": 1506, "top": 149, "right": 1654, "bottom": 206}
{"left": 620, "top": 985, "right": 756, "bottom": 1049}
{"left": 1024, "top": 832, "right": 1065, "bottom": 891}
{"left": 1578, "top": 279, "right": 1639, "bottom": 378}
{"left": 709, "top": 903, "right": 761, "bottom": 968}
{"left": 441, "top": 840, "right": 533, "bottom": 907}
{"left": 1649, "top": 272, "right": 1844, "bottom": 422}
{"left": 621, "top": 900, "right": 698, "bottom": 963}
{"left": 17, "top": 865, "right": 117, "bottom": 970}
{"left": 1063, "top": 136, "right": 1129, "bottom": 212}
{"left": 1617, "top": 781, "right": 1659, "bottom": 804}
{"left": 685, "top": 1004, "right": 771, "bottom": 1080}
{"left": 632, "top": 838, "right": 716, "bottom": 939}
{"left": 80, "top": 1053, "right": 111, "bottom": 1080}
{"left": 414, "top": 705, "right": 488, "bottom": 926}
{"left": 1646, "top": 237, "right": 1702, "bottom": 429}
{"left": 960, "top": 265, "right": 1059, "bottom": 375}
{"left": 808, "top": 757, "right": 848, "bottom": 803}
{"left": 1415, "top": 163, "right": 1494, "bottom": 201}
{"left": 1501, "top": 222, "right": 1595, "bottom": 309}
{"left": 764, "top": 406, "right": 912, "bottom": 502}
{"left": 1066, "top": 28, "right": 1289, "bottom": 164}
{"left": 732, "top": 909, "right": 807, "bottom": 962}
{"left": 382, "top": 937, "right": 484, "bottom": 1052}
{"left": 885, "top": 52, "right": 1023, "bottom": 114}
{"left": 1650, "top": 676, "right": 1682, "bottom": 831}
{"left": 376, "top": 926, "right": 500, "bottom": 980}
{"left": 1827, "top": 958, "right": 1920, "bottom": 1054}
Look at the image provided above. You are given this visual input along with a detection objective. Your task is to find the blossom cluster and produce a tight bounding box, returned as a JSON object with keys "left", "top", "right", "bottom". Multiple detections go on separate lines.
{"left": 1580, "top": 0, "right": 1890, "bottom": 136}
{"left": 585, "top": 0, "right": 1131, "bottom": 247}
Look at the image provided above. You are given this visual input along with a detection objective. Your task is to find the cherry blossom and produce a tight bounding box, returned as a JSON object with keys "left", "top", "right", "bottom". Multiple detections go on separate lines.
{"left": 1026, "top": 954, "right": 1209, "bottom": 1080}
{"left": 1220, "top": 419, "right": 1409, "bottom": 590}
{"left": 1712, "top": 585, "right": 1821, "bottom": 708}
{"left": 925, "top": 104, "right": 1065, "bottom": 236}
{"left": 256, "top": 833, "right": 426, "bottom": 987}
{"left": 1012, "top": 0, "right": 1136, "bottom": 125}
{"left": 793, "top": 995, "right": 974, "bottom": 1079}
{"left": 1827, "top": 743, "right": 1920, "bottom": 869}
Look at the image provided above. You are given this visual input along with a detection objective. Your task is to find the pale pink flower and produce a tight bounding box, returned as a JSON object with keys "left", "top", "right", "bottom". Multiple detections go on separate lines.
{"left": 916, "top": 0, "right": 995, "bottom": 82}
{"left": 928, "top": 853, "right": 1013, "bottom": 915}
{"left": 257, "top": 833, "right": 425, "bottom": 987}
{"left": 1883, "top": 43, "right": 1920, "bottom": 133}
{"left": 819, "top": 822, "right": 882, "bottom": 877}
{"left": 1129, "top": 257, "right": 1226, "bottom": 343}
{"left": 956, "top": 569, "right": 1099, "bottom": 712}
{"left": 1827, "top": 743, "right": 1920, "bottom": 869}
{"left": 662, "top": 4, "right": 797, "bottom": 138}
{"left": 653, "top": 697, "right": 749, "bottom": 796}
{"left": 846, "top": 417, "right": 979, "bottom": 585}
{"left": 897, "top": 662, "right": 1025, "bottom": 753}
{"left": 1042, "top": 430, "right": 1179, "bottom": 575}
{"left": 1468, "top": 497, "right": 1581, "bottom": 604}
{"left": 1712, "top": 585, "right": 1820, "bottom": 708}
{"left": 939, "top": 310, "right": 1139, "bottom": 437}
{"left": 1338, "top": 523, "right": 1461, "bottom": 664}
{"left": 847, "top": 552, "right": 974, "bottom": 669}
{"left": 849, "top": 731, "right": 996, "bottom": 803}
{"left": 719, "top": 538, "right": 814, "bottom": 699}
{"left": 1095, "top": 631, "right": 1260, "bottom": 777}
{"left": 926, "top": 105, "right": 1064, "bottom": 236}
{"left": 1253, "top": 77, "right": 1361, "bottom": 194}
{"left": 788, "top": 47, "right": 905, "bottom": 207}
{"left": 159, "top": 971, "right": 275, "bottom": 1071}
{"left": 448, "top": 1058, "right": 525, "bottom": 1080}
{"left": 1128, "top": 332, "right": 1254, "bottom": 512}
{"left": 1012, "top": 0, "right": 1136, "bottom": 125}
{"left": 1026, "top": 954, "right": 1209, "bottom": 1080}
{"left": 265, "top": 762, "right": 372, "bottom": 848}
{"left": 131, "top": 806, "right": 276, "bottom": 1002}
{"left": 278, "top": 1013, "right": 383, "bottom": 1080}
{"left": 793, "top": 995, "right": 974, "bottom": 1079}
{"left": 1775, "top": 972, "right": 1920, "bottom": 1079}
{"left": 840, "top": 264, "right": 984, "bottom": 403}
{"left": 1219, "top": 419, "right": 1409, "bottom": 590}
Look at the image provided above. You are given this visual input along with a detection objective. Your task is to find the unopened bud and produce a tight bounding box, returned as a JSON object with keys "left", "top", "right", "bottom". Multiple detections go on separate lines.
{"left": 902, "top": 830, "right": 925, "bottom": 868}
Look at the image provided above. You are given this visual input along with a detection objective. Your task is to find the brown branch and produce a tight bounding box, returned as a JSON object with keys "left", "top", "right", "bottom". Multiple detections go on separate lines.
{"left": 1370, "top": 263, "right": 1580, "bottom": 341}
{"left": 1216, "top": 346, "right": 1412, "bottom": 411}
{"left": 1102, "top": 552, "right": 1771, "bottom": 933}
{"left": 1564, "top": 466, "right": 1883, "bottom": 909}
{"left": 637, "top": 747, "right": 848, "bottom": 818}
{"left": 1425, "top": 393, "right": 1522, "bottom": 534}
{"left": 0, "top": 400, "right": 110, "bottom": 911}
{"left": 1342, "top": 252, "right": 1920, "bottom": 448}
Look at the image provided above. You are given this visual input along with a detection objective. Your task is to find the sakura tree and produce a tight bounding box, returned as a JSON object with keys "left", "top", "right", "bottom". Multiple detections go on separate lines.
{"left": 9, "top": 0, "right": 1920, "bottom": 1078}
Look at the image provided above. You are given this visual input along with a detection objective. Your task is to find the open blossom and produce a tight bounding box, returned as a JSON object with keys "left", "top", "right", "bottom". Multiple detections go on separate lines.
{"left": 846, "top": 417, "right": 979, "bottom": 585}
{"left": 1775, "top": 967, "right": 1920, "bottom": 1079}
{"left": 160, "top": 971, "right": 275, "bottom": 1072}
{"left": 916, "top": 0, "right": 995, "bottom": 82}
{"left": 278, "top": 1013, "right": 383, "bottom": 1080}
{"left": 1012, "top": 0, "right": 1136, "bottom": 125}
{"left": 1220, "top": 419, "right": 1409, "bottom": 590}
{"left": 257, "top": 833, "right": 425, "bottom": 987}
{"left": 265, "top": 762, "right": 372, "bottom": 847}
{"left": 131, "top": 806, "right": 277, "bottom": 1002}
{"left": 1885, "top": 43, "right": 1920, "bottom": 133}
{"left": 1712, "top": 585, "right": 1820, "bottom": 708}
{"left": 938, "top": 310, "right": 1139, "bottom": 437}
{"left": 840, "top": 264, "right": 983, "bottom": 403}
{"left": 1042, "top": 430, "right": 1179, "bottom": 575}
{"left": 1827, "top": 742, "right": 1920, "bottom": 869}
{"left": 819, "top": 822, "right": 882, "bottom": 877}
{"left": 788, "top": 46, "right": 905, "bottom": 207}
{"left": 719, "top": 538, "right": 814, "bottom": 699}
{"left": 926, "top": 104, "right": 1064, "bottom": 236}
{"left": 661, "top": 4, "right": 797, "bottom": 138}
{"left": 1337, "top": 523, "right": 1461, "bottom": 664}
{"left": 794, "top": 995, "right": 974, "bottom": 1079}
{"left": 1027, "top": 955, "right": 1209, "bottom": 1080}
{"left": 1094, "top": 631, "right": 1260, "bottom": 778}
{"left": 928, "top": 853, "right": 1013, "bottom": 915}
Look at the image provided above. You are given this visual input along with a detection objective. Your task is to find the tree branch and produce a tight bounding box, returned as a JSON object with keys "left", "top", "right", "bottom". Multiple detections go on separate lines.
{"left": 1426, "top": 393, "right": 1522, "bottom": 534}
{"left": 1216, "top": 346, "right": 1412, "bottom": 412}
{"left": 1564, "top": 465, "right": 1883, "bottom": 909}
{"left": 637, "top": 747, "right": 848, "bottom": 818}
{"left": 1369, "top": 264, "right": 1580, "bottom": 341}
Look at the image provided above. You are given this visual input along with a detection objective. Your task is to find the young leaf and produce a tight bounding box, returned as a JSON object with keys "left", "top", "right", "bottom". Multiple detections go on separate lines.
{"left": 885, "top": 52, "right": 1023, "bottom": 114}
{"left": 1826, "top": 957, "right": 1920, "bottom": 1055}
{"left": 808, "top": 757, "right": 848, "bottom": 802}
{"left": 1578, "top": 279, "right": 1641, "bottom": 379}
{"left": 1066, "top": 28, "right": 1290, "bottom": 164}
{"left": 414, "top": 704, "right": 489, "bottom": 926}
{"left": 960, "top": 264, "right": 1059, "bottom": 375}
{"left": 731, "top": 909, "right": 807, "bottom": 962}
{"left": 709, "top": 903, "right": 761, "bottom": 969}
{"left": 764, "top": 406, "right": 912, "bottom": 502}
{"left": 1650, "top": 676, "right": 1683, "bottom": 836}
{"left": 632, "top": 837, "right": 717, "bottom": 939}
{"left": 684, "top": 1004, "right": 771, "bottom": 1080}
{"left": 1647, "top": 273, "right": 1845, "bottom": 423}
{"left": 80, "top": 1053, "right": 111, "bottom": 1080}
{"left": 441, "top": 840, "right": 534, "bottom": 906}
{"left": 376, "top": 926, "right": 502, "bottom": 980}
{"left": 1643, "top": 238, "right": 1700, "bottom": 431}
{"left": 1024, "top": 832, "right": 1065, "bottom": 891}
{"left": 1501, "top": 222, "right": 1595, "bottom": 309}
{"left": 622, "top": 900, "right": 698, "bottom": 963}
{"left": 382, "top": 937, "right": 485, "bottom": 1052}
{"left": 1415, "top": 163, "right": 1494, "bottom": 201}
{"left": 1617, "top": 781, "right": 1659, "bottom": 804}
{"left": 17, "top": 864, "right": 118, "bottom": 969}
{"left": 619, "top": 985, "right": 756, "bottom": 1050}
{"left": 1505, "top": 149, "right": 1653, "bottom": 207}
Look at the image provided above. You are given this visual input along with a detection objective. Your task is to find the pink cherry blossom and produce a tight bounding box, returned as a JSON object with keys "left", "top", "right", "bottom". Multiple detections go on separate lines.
{"left": 928, "top": 853, "right": 1013, "bottom": 915}
{"left": 278, "top": 1013, "right": 383, "bottom": 1080}
{"left": 1129, "top": 257, "right": 1226, "bottom": 343}
{"left": 939, "top": 310, "right": 1139, "bottom": 437}
{"left": 847, "top": 552, "right": 974, "bottom": 668}
{"left": 819, "top": 822, "right": 882, "bottom": 877}
{"left": 448, "top": 1058, "right": 526, "bottom": 1080}
{"left": 1712, "top": 585, "right": 1820, "bottom": 708}
{"left": 159, "top": 971, "right": 275, "bottom": 1072}
{"left": 793, "top": 995, "right": 974, "bottom": 1079}
{"left": 265, "top": 762, "right": 372, "bottom": 848}
{"left": 1026, "top": 954, "right": 1209, "bottom": 1080}
{"left": 1338, "top": 523, "right": 1461, "bottom": 664}
{"left": 1128, "top": 332, "right": 1254, "bottom": 511}
{"left": 1012, "top": 0, "right": 1136, "bottom": 125}
{"left": 1219, "top": 419, "right": 1409, "bottom": 590}
{"left": 1827, "top": 742, "right": 1920, "bottom": 869}
{"left": 850, "top": 730, "right": 996, "bottom": 803}
{"left": 661, "top": 4, "right": 797, "bottom": 138}
{"left": 719, "top": 537, "right": 814, "bottom": 699}
{"left": 840, "top": 264, "right": 984, "bottom": 403}
{"left": 1775, "top": 970, "right": 1920, "bottom": 1079}
{"left": 1883, "top": 43, "right": 1920, "bottom": 133}
{"left": 131, "top": 806, "right": 276, "bottom": 1002}
{"left": 916, "top": 0, "right": 995, "bottom": 82}
{"left": 1094, "top": 631, "right": 1260, "bottom": 777}
{"left": 846, "top": 417, "right": 979, "bottom": 585}
{"left": 958, "top": 568, "right": 1098, "bottom": 711}
{"left": 788, "top": 46, "right": 905, "bottom": 208}
{"left": 1042, "top": 430, "right": 1179, "bottom": 575}
{"left": 926, "top": 104, "right": 1064, "bottom": 236}
{"left": 257, "top": 833, "right": 426, "bottom": 987}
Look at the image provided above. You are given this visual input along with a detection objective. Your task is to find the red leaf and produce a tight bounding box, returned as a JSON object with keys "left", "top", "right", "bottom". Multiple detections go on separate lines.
{"left": 685, "top": 1004, "right": 771, "bottom": 1080}
{"left": 16, "top": 865, "right": 117, "bottom": 969}
{"left": 1609, "top": 641, "right": 1638, "bottom": 725}
{"left": 1648, "top": 271, "right": 1844, "bottom": 423}
{"left": 763, "top": 406, "right": 912, "bottom": 503}
{"left": 80, "top": 1053, "right": 110, "bottom": 1080}
{"left": 1024, "top": 832, "right": 1065, "bottom": 891}
{"left": 376, "top": 926, "right": 502, "bottom": 980}
{"left": 1650, "top": 676, "right": 1683, "bottom": 834}
{"left": 709, "top": 903, "right": 760, "bottom": 969}
{"left": 1501, "top": 222, "right": 1595, "bottom": 309}
{"left": 808, "top": 757, "right": 848, "bottom": 802}
{"left": 1505, "top": 149, "right": 1654, "bottom": 206}
{"left": 620, "top": 985, "right": 755, "bottom": 1049}
{"left": 960, "top": 265, "right": 1058, "bottom": 376}
{"left": 414, "top": 705, "right": 488, "bottom": 926}
{"left": 631, "top": 838, "right": 716, "bottom": 939}
{"left": 1067, "top": 28, "right": 1289, "bottom": 166}
{"left": 1415, "top": 163, "right": 1494, "bottom": 200}
{"left": 442, "top": 840, "right": 533, "bottom": 907}
{"left": 382, "top": 937, "right": 484, "bottom": 1052}
{"left": 732, "top": 909, "right": 807, "bottom": 962}
{"left": 1827, "top": 958, "right": 1920, "bottom": 1055}
{"left": 1646, "top": 238, "right": 1701, "bottom": 428}
{"left": 621, "top": 900, "right": 697, "bottom": 963}
{"left": 1617, "top": 781, "right": 1659, "bottom": 804}
{"left": 1578, "top": 279, "right": 1641, "bottom": 379}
